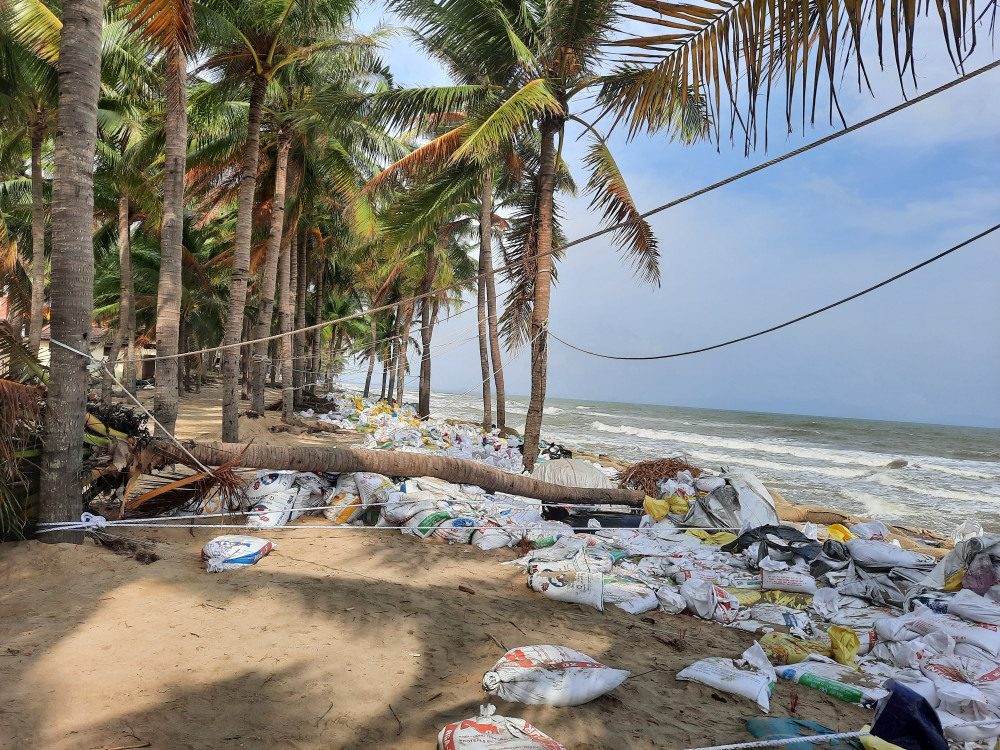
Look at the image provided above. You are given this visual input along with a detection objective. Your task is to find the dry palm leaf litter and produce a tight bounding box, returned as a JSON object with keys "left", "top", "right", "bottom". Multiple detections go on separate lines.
{"left": 617, "top": 457, "right": 702, "bottom": 496}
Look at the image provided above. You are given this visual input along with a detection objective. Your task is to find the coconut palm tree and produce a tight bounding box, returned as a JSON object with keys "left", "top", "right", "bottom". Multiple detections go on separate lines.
{"left": 194, "top": 0, "right": 363, "bottom": 442}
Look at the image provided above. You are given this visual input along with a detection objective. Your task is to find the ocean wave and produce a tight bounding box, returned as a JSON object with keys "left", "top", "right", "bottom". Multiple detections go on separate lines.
{"left": 575, "top": 405, "right": 591, "bottom": 410}
{"left": 840, "top": 489, "right": 920, "bottom": 523}
{"left": 543, "top": 407, "right": 565, "bottom": 415}
{"left": 591, "top": 421, "right": 906, "bottom": 469}
{"left": 869, "top": 473, "right": 1000, "bottom": 504}
{"left": 914, "top": 463, "right": 1000, "bottom": 481}
{"left": 684, "top": 449, "right": 872, "bottom": 481}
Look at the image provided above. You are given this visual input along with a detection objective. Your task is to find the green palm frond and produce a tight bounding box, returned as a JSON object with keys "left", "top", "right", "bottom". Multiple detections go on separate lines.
{"left": 581, "top": 135, "right": 660, "bottom": 287}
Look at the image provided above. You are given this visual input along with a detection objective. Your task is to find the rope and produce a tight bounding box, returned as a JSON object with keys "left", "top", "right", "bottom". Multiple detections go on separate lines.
{"left": 49, "top": 339, "right": 215, "bottom": 476}
{"left": 549, "top": 221, "right": 1000, "bottom": 360}
{"left": 88, "top": 61, "right": 1000, "bottom": 367}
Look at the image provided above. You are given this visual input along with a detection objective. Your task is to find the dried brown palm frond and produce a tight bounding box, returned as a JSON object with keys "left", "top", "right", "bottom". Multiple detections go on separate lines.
{"left": 607, "top": 0, "right": 998, "bottom": 150}
{"left": 618, "top": 457, "right": 703, "bottom": 496}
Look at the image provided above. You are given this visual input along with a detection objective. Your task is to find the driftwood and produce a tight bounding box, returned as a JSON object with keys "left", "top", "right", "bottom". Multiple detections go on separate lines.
{"left": 186, "top": 442, "right": 647, "bottom": 507}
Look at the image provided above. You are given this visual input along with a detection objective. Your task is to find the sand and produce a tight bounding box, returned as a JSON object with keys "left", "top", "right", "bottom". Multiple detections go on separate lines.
{"left": 0, "top": 386, "right": 873, "bottom": 749}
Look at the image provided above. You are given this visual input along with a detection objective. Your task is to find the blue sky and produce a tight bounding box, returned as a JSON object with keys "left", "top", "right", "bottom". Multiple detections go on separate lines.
{"left": 353, "top": 3, "right": 1000, "bottom": 428}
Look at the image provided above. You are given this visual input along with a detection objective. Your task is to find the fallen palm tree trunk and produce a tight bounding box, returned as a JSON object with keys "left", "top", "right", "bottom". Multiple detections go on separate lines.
{"left": 186, "top": 442, "right": 647, "bottom": 507}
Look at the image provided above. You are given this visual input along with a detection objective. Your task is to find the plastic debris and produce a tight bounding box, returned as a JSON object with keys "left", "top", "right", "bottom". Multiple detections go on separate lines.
{"left": 201, "top": 535, "right": 274, "bottom": 572}
{"left": 676, "top": 642, "right": 777, "bottom": 712}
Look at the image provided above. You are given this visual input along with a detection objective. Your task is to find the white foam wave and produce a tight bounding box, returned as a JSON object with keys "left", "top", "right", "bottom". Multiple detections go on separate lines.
{"left": 869, "top": 473, "right": 1000, "bottom": 503}
{"left": 684, "top": 449, "right": 871, "bottom": 480}
{"left": 841, "top": 489, "right": 919, "bottom": 522}
{"left": 592, "top": 421, "right": 900, "bottom": 468}
{"left": 543, "top": 407, "right": 565, "bottom": 415}
{"left": 914, "top": 463, "right": 1000, "bottom": 481}
{"left": 575, "top": 405, "right": 591, "bottom": 410}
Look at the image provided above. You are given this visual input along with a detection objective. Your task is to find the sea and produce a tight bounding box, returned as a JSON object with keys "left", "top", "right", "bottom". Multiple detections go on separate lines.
{"left": 418, "top": 391, "right": 1000, "bottom": 536}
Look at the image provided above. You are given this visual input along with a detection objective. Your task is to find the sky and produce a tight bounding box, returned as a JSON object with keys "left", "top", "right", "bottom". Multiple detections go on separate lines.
{"left": 351, "top": 3, "right": 1000, "bottom": 429}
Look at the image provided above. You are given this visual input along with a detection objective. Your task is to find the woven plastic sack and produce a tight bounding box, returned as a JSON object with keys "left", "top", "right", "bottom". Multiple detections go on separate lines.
{"left": 437, "top": 705, "right": 565, "bottom": 750}
{"left": 527, "top": 570, "right": 603, "bottom": 611}
{"left": 245, "top": 470, "right": 296, "bottom": 500}
{"left": 246, "top": 489, "right": 296, "bottom": 529}
{"left": 354, "top": 472, "right": 395, "bottom": 509}
{"left": 201, "top": 535, "right": 274, "bottom": 572}
{"left": 482, "top": 645, "right": 629, "bottom": 706}
{"left": 323, "top": 492, "right": 363, "bottom": 525}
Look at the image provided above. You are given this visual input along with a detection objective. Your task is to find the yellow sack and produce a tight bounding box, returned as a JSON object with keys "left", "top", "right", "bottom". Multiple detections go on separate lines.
{"left": 669, "top": 495, "right": 690, "bottom": 515}
{"left": 643, "top": 496, "right": 669, "bottom": 521}
{"left": 829, "top": 625, "right": 861, "bottom": 667}
{"left": 828, "top": 524, "right": 857, "bottom": 542}
{"left": 723, "top": 587, "right": 762, "bottom": 607}
{"left": 685, "top": 529, "right": 738, "bottom": 547}
{"left": 944, "top": 568, "right": 966, "bottom": 592}
{"left": 760, "top": 632, "right": 832, "bottom": 665}
{"left": 860, "top": 725, "right": 907, "bottom": 750}
{"left": 760, "top": 590, "right": 814, "bottom": 610}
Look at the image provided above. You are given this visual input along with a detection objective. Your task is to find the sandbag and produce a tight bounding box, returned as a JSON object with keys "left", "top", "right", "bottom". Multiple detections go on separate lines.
{"left": 655, "top": 586, "right": 687, "bottom": 614}
{"left": 906, "top": 606, "right": 1000, "bottom": 657}
{"left": 482, "top": 645, "right": 629, "bottom": 706}
{"left": 527, "top": 571, "right": 603, "bottom": 611}
{"left": 761, "top": 570, "right": 818, "bottom": 595}
{"left": 850, "top": 521, "right": 890, "bottom": 541}
{"left": 201, "top": 535, "right": 274, "bottom": 572}
{"left": 437, "top": 704, "right": 566, "bottom": 750}
{"left": 845, "top": 538, "right": 926, "bottom": 571}
{"left": 323, "top": 492, "right": 364, "bottom": 524}
{"left": 246, "top": 489, "right": 296, "bottom": 529}
{"left": 947, "top": 588, "right": 1000, "bottom": 626}
{"left": 603, "top": 579, "right": 659, "bottom": 614}
{"left": 920, "top": 653, "right": 1000, "bottom": 735}
{"left": 354, "top": 472, "right": 395, "bottom": 508}
{"left": 245, "top": 470, "right": 296, "bottom": 500}
{"left": 681, "top": 579, "right": 740, "bottom": 624}
{"left": 530, "top": 459, "right": 614, "bottom": 489}
{"left": 676, "top": 642, "right": 776, "bottom": 712}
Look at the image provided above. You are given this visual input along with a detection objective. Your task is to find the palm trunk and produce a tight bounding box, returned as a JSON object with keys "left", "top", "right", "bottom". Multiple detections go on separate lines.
{"left": 102, "top": 326, "right": 122, "bottom": 405}
{"left": 379, "top": 357, "right": 388, "bottom": 400}
{"left": 363, "top": 315, "right": 376, "bottom": 398}
{"left": 477, "top": 171, "right": 493, "bottom": 429}
{"left": 39, "top": 0, "right": 103, "bottom": 543}
{"left": 483, "top": 201, "right": 506, "bottom": 430}
{"left": 387, "top": 306, "right": 399, "bottom": 401}
{"left": 309, "top": 252, "right": 324, "bottom": 393}
{"left": 189, "top": 441, "right": 645, "bottom": 507}
{"left": 292, "top": 231, "right": 307, "bottom": 405}
{"left": 27, "top": 126, "right": 45, "bottom": 355}
{"left": 221, "top": 73, "right": 267, "bottom": 442}
{"left": 395, "top": 301, "right": 413, "bottom": 406}
{"left": 279, "top": 227, "right": 294, "bottom": 418}
{"left": 118, "top": 188, "right": 136, "bottom": 396}
{"left": 521, "top": 121, "right": 559, "bottom": 471}
{"left": 153, "top": 47, "right": 187, "bottom": 436}
{"left": 250, "top": 129, "right": 291, "bottom": 413}
{"left": 417, "top": 242, "right": 440, "bottom": 418}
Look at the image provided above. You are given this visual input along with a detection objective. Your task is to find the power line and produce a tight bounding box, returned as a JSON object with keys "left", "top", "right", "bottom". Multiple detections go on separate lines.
{"left": 102, "top": 59, "right": 1000, "bottom": 366}
{"left": 549, "top": 223, "right": 1000, "bottom": 360}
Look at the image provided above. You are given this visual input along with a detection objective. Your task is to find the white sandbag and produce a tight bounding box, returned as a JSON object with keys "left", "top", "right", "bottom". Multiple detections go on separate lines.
{"left": 433, "top": 517, "right": 479, "bottom": 544}
{"left": 844, "top": 538, "right": 921, "bottom": 569}
{"left": 694, "top": 475, "right": 726, "bottom": 493}
{"left": 437, "top": 704, "right": 566, "bottom": 750}
{"left": 874, "top": 612, "right": 921, "bottom": 643}
{"left": 201, "top": 535, "right": 274, "bottom": 572}
{"left": 403, "top": 508, "right": 455, "bottom": 538}
{"left": 948, "top": 589, "right": 1000, "bottom": 626}
{"left": 937, "top": 710, "right": 1000, "bottom": 744}
{"left": 849, "top": 521, "right": 890, "bottom": 541}
{"left": 324, "top": 492, "right": 364, "bottom": 524}
{"left": 354, "top": 472, "right": 395, "bottom": 508}
{"left": 907, "top": 606, "right": 1000, "bottom": 657}
{"left": 921, "top": 653, "right": 1000, "bottom": 735}
{"left": 471, "top": 523, "right": 515, "bottom": 551}
{"left": 655, "top": 586, "right": 687, "bottom": 614}
{"left": 530, "top": 459, "right": 615, "bottom": 489}
{"left": 761, "top": 569, "right": 818, "bottom": 594}
{"left": 604, "top": 580, "right": 659, "bottom": 614}
{"left": 676, "top": 642, "right": 775, "bottom": 712}
{"left": 681, "top": 579, "right": 740, "bottom": 624}
{"left": 246, "top": 489, "right": 296, "bottom": 529}
{"left": 335, "top": 473, "right": 359, "bottom": 496}
{"left": 811, "top": 588, "right": 840, "bottom": 619}
{"left": 245, "top": 470, "right": 296, "bottom": 500}
{"left": 526, "top": 549, "right": 617, "bottom": 575}
{"left": 413, "top": 476, "right": 466, "bottom": 495}
{"left": 482, "top": 645, "right": 629, "bottom": 706}
{"left": 527, "top": 571, "right": 603, "bottom": 611}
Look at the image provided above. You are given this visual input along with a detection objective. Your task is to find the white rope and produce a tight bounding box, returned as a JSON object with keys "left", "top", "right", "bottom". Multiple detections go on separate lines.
{"left": 50, "top": 339, "right": 216, "bottom": 477}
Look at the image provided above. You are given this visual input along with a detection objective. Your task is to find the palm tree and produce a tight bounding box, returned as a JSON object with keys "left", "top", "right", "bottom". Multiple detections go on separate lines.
{"left": 0, "top": 16, "right": 58, "bottom": 355}
{"left": 377, "top": 0, "right": 708, "bottom": 467}
{"left": 35, "top": 0, "right": 105, "bottom": 541}
{"left": 195, "top": 0, "right": 361, "bottom": 442}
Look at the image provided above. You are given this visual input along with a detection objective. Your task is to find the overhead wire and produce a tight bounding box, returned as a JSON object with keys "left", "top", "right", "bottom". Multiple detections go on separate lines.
{"left": 549, "top": 222, "right": 1000, "bottom": 360}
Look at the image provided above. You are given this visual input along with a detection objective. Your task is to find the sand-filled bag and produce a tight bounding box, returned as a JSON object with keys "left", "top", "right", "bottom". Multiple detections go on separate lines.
{"left": 437, "top": 704, "right": 565, "bottom": 750}
{"left": 482, "top": 645, "right": 629, "bottom": 706}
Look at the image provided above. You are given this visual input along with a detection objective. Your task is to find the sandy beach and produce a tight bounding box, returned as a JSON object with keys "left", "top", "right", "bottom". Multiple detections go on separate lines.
{"left": 0, "top": 386, "right": 874, "bottom": 749}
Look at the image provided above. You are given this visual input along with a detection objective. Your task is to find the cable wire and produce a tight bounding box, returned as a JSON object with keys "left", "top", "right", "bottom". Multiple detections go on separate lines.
{"left": 549, "top": 222, "right": 1000, "bottom": 360}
